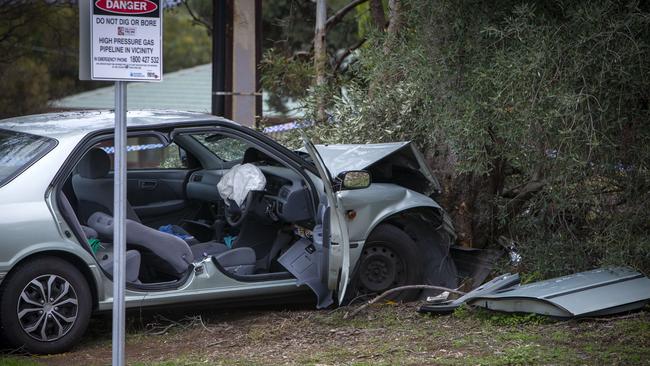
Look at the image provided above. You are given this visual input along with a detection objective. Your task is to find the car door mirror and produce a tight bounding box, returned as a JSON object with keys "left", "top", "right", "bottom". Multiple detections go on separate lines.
{"left": 336, "top": 170, "right": 371, "bottom": 191}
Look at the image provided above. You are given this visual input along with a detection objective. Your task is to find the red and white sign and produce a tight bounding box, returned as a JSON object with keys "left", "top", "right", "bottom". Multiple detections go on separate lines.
{"left": 95, "top": 0, "right": 158, "bottom": 15}
{"left": 90, "top": 0, "right": 162, "bottom": 81}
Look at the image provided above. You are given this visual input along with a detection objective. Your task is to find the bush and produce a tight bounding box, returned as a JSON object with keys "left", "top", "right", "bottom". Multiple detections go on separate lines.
{"left": 0, "top": 58, "right": 50, "bottom": 118}
{"left": 290, "top": 0, "right": 650, "bottom": 277}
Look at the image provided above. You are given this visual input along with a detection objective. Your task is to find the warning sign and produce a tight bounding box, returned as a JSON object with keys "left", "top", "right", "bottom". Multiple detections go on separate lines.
{"left": 90, "top": 0, "right": 162, "bottom": 81}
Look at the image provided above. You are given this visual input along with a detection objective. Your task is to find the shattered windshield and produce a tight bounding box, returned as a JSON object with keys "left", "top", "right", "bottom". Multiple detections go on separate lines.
{"left": 192, "top": 133, "right": 250, "bottom": 162}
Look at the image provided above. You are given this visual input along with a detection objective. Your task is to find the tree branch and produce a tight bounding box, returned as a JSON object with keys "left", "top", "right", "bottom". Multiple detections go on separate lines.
{"left": 326, "top": 0, "right": 368, "bottom": 32}
{"left": 504, "top": 180, "right": 545, "bottom": 217}
{"left": 344, "top": 285, "right": 466, "bottom": 319}
{"left": 183, "top": 0, "right": 212, "bottom": 33}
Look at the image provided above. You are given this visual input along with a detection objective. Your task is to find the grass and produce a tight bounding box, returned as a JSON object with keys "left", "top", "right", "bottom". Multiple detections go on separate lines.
{"left": 452, "top": 304, "right": 553, "bottom": 326}
{"left": 1, "top": 304, "right": 649, "bottom": 365}
{"left": 0, "top": 357, "right": 41, "bottom": 366}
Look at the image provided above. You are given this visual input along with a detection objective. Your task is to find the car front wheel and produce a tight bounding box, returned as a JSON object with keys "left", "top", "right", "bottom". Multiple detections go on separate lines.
{"left": 351, "top": 224, "right": 424, "bottom": 301}
{"left": 0, "top": 257, "right": 92, "bottom": 354}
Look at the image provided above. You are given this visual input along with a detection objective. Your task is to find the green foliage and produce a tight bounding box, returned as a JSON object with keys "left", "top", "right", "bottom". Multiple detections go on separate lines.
{"left": 519, "top": 271, "right": 544, "bottom": 285}
{"left": 451, "top": 304, "right": 474, "bottom": 319}
{"left": 0, "top": 58, "right": 50, "bottom": 118}
{"left": 260, "top": 49, "right": 313, "bottom": 114}
{"left": 163, "top": 7, "right": 211, "bottom": 73}
{"left": 294, "top": 0, "right": 650, "bottom": 277}
{"left": 452, "top": 304, "right": 552, "bottom": 326}
{"left": 0, "top": 3, "right": 83, "bottom": 118}
{"left": 259, "top": 0, "right": 362, "bottom": 116}
{"left": 0, "top": 357, "right": 41, "bottom": 366}
{"left": 356, "top": 0, "right": 388, "bottom": 39}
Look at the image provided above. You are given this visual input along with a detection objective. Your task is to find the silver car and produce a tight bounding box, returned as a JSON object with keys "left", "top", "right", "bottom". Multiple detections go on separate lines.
{"left": 0, "top": 110, "right": 457, "bottom": 353}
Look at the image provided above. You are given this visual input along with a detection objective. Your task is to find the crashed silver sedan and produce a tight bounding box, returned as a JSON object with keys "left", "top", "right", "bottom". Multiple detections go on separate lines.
{"left": 0, "top": 110, "right": 457, "bottom": 353}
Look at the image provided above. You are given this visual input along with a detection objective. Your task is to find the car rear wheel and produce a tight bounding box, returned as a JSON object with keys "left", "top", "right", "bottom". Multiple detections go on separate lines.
{"left": 0, "top": 257, "right": 92, "bottom": 354}
{"left": 351, "top": 224, "right": 424, "bottom": 301}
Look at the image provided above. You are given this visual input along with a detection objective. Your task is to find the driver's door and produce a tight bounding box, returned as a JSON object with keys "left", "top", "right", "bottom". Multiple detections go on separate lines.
{"left": 301, "top": 133, "right": 352, "bottom": 305}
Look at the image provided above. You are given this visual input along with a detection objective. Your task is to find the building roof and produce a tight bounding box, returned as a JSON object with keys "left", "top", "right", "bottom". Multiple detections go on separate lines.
{"left": 51, "top": 64, "right": 303, "bottom": 119}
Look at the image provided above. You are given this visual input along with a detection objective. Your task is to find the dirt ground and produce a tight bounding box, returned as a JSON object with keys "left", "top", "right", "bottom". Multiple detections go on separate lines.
{"left": 1, "top": 303, "right": 649, "bottom": 366}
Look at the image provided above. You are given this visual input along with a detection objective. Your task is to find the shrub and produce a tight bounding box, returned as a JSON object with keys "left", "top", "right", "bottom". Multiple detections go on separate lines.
{"left": 288, "top": 0, "right": 650, "bottom": 277}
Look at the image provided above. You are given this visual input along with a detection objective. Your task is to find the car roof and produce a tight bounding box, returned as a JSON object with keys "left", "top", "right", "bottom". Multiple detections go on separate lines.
{"left": 0, "top": 110, "right": 236, "bottom": 139}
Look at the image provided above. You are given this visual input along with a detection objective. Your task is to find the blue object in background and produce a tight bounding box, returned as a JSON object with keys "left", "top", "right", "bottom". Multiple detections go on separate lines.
{"left": 159, "top": 224, "right": 194, "bottom": 241}
{"left": 224, "top": 235, "right": 237, "bottom": 248}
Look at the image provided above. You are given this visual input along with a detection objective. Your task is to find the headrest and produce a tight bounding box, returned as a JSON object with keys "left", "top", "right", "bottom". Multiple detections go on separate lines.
{"left": 78, "top": 148, "right": 110, "bottom": 179}
{"left": 242, "top": 147, "right": 266, "bottom": 164}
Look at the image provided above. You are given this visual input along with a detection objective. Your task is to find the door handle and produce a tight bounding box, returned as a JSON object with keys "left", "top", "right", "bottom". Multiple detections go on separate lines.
{"left": 139, "top": 180, "right": 158, "bottom": 190}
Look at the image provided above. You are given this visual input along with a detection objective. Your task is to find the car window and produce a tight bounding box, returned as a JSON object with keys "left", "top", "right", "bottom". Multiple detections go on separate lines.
{"left": 96, "top": 136, "right": 187, "bottom": 170}
{"left": 193, "top": 134, "right": 249, "bottom": 162}
{"left": 0, "top": 129, "right": 56, "bottom": 187}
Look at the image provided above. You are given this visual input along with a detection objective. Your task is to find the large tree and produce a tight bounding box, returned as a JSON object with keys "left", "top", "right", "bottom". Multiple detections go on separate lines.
{"left": 280, "top": 0, "right": 650, "bottom": 277}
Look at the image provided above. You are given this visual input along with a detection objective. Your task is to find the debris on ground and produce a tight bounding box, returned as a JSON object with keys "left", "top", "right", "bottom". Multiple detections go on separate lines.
{"left": 420, "top": 267, "right": 650, "bottom": 318}
{"left": 419, "top": 273, "right": 521, "bottom": 314}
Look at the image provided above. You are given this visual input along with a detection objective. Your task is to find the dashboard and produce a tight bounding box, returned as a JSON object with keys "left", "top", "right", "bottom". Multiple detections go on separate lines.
{"left": 186, "top": 165, "right": 314, "bottom": 223}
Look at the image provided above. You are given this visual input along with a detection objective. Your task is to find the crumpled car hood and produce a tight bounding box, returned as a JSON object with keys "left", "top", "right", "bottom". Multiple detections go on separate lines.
{"left": 311, "top": 142, "right": 409, "bottom": 175}
{"left": 308, "top": 141, "right": 441, "bottom": 195}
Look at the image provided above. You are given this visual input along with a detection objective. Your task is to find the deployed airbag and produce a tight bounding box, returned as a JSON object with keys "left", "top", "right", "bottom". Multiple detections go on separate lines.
{"left": 217, "top": 163, "right": 266, "bottom": 206}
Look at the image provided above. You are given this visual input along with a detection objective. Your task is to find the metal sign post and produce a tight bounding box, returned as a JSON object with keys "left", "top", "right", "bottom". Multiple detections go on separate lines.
{"left": 112, "top": 81, "right": 127, "bottom": 366}
{"left": 79, "top": 1, "right": 162, "bottom": 365}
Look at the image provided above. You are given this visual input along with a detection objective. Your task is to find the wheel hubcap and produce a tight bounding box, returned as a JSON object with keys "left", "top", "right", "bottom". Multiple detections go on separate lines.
{"left": 358, "top": 244, "right": 406, "bottom": 293}
{"left": 17, "top": 274, "right": 78, "bottom": 342}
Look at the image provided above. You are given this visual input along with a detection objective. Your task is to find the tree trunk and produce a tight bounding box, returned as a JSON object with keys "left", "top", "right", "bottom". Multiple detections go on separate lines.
{"left": 384, "top": 0, "right": 402, "bottom": 53}
{"left": 369, "top": 0, "right": 386, "bottom": 30}
{"left": 314, "top": 0, "right": 327, "bottom": 123}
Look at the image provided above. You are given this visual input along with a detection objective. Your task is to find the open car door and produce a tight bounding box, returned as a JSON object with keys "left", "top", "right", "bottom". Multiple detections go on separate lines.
{"left": 299, "top": 132, "right": 352, "bottom": 305}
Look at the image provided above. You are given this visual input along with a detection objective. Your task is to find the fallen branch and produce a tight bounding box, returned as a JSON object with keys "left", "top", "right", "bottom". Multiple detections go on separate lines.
{"left": 344, "top": 285, "right": 466, "bottom": 319}
{"left": 144, "top": 314, "right": 212, "bottom": 335}
{"left": 2, "top": 345, "right": 28, "bottom": 356}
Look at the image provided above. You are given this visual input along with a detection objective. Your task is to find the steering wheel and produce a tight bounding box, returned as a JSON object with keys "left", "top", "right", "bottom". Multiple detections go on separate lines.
{"left": 224, "top": 192, "right": 257, "bottom": 227}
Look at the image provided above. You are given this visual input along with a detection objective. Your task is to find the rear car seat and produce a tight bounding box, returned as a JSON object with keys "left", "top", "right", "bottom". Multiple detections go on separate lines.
{"left": 88, "top": 212, "right": 257, "bottom": 276}
{"left": 59, "top": 193, "right": 142, "bottom": 283}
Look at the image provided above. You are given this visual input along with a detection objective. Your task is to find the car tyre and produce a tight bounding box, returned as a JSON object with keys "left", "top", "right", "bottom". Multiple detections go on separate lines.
{"left": 0, "top": 257, "right": 92, "bottom": 354}
{"left": 350, "top": 224, "right": 424, "bottom": 302}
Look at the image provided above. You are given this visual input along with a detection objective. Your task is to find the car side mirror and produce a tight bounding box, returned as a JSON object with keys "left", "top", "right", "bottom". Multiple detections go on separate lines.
{"left": 335, "top": 170, "right": 371, "bottom": 191}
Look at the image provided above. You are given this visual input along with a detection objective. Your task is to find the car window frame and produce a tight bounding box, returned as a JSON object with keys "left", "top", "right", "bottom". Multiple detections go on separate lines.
{"left": 171, "top": 125, "right": 320, "bottom": 214}
{"left": 0, "top": 128, "right": 58, "bottom": 188}
{"left": 190, "top": 133, "right": 255, "bottom": 163}
{"left": 95, "top": 132, "right": 188, "bottom": 171}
